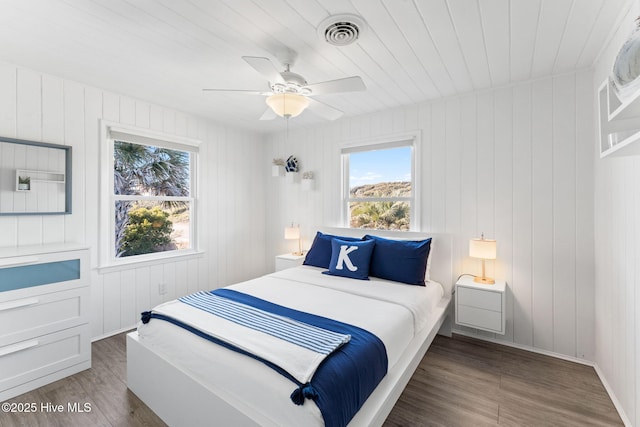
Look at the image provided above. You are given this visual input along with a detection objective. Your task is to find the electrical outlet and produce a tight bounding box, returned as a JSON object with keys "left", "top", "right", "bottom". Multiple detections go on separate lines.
{"left": 158, "top": 283, "right": 167, "bottom": 295}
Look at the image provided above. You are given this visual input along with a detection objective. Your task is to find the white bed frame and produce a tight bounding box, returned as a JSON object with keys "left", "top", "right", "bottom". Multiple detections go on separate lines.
{"left": 127, "top": 229, "right": 453, "bottom": 427}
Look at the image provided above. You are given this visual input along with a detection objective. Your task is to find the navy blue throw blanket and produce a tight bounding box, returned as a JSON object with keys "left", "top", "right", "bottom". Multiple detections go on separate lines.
{"left": 141, "top": 288, "right": 388, "bottom": 427}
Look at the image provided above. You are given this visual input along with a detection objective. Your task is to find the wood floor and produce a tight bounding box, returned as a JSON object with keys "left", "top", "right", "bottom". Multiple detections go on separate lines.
{"left": 0, "top": 332, "right": 622, "bottom": 427}
{"left": 384, "top": 335, "right": 622, "bottom": 427}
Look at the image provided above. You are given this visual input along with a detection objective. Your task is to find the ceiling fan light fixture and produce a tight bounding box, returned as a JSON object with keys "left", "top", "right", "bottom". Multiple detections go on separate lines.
{"left": 266, "top": 93, "right": 309, "bottom": 118}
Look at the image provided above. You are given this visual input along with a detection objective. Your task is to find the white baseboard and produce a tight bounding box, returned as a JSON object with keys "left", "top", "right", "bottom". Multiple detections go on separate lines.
{"left": 593, "top": 363, "right": 633, "bottom": 427}
{"left": 452, "top": 329, "right": 632, "bottom": 426}
{"left": 452, "top": 328, "right": 593, "bottom": 366}
{"left": 91, "top": 324, "right": 137, "bottom": 343}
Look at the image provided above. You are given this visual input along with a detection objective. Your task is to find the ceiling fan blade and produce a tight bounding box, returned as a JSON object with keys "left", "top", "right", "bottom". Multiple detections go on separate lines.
{"left": 304, "top": 76, "right": 366, "bottom": 95}
{"left": 259, "top": 108, "right": 278, "bottom": 120}
{"left": 307, "top": 98, "right": 343, "bottom": 120}
{"left": 202, "top": 88, "right": 270, "bottom": 95}
{"left": 242, "top": 56, "right": 285, "bottom": 85}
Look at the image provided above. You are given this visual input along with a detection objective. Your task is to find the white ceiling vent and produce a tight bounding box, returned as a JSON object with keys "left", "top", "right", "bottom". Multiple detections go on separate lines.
{"left": 318, "top": 14, "right": 367, "bottom": 47}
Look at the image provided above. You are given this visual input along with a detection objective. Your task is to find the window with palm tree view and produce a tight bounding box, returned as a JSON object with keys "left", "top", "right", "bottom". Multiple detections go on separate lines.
{"left": 113, "top": 140, "right": 194, "bottom": 258}
{"left": 344, "top": 142, "right": 415, "bottom": 231}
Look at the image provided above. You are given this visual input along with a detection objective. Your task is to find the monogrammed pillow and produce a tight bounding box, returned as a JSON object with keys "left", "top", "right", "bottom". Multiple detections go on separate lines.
{"left": 322, "top": 238, "right": 375, "bottom": 281}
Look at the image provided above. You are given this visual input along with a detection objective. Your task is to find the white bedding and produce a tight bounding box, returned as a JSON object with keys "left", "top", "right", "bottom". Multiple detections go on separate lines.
{"left": 136, "top": 266, "right": 445, "bottom": 427}
{"left": 269, "top": 266, "right": 444, "bottom": 331}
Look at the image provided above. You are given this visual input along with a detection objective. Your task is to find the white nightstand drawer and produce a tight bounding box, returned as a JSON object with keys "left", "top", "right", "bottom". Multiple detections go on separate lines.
{"left": 457, "top": 286, "right": 502, "bottom": 312}
{"left": 454, "top": 276, "right": 506, "bottom": 335}
{"left": 457, "top": 305, "right": 502, "bottom": 332}
{"left": 0, "top": 287, "right": 89, "bottom": 346}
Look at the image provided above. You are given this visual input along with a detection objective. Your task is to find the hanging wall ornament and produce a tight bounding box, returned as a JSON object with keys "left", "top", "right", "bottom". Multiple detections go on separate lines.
{"left": 612, "top": 17, "right": 640, "bottom": 100}
{"left": 285, "top": 156, "right": 299, "bottom": 173}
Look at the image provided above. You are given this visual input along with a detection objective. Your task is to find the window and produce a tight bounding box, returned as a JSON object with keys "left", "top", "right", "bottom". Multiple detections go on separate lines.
{"left": 100, "top": 123, "right": 200, "bottom": 267}
{"left": 342, "top": 135, "right": 418, "bottom": 231}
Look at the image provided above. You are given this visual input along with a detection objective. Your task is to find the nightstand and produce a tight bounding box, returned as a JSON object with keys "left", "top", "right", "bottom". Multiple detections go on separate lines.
{"left": 455, "top": 275, "right": 506, "bottom": 335}
{"left": 275, "top": 253, "right": 305, "bottom": 271}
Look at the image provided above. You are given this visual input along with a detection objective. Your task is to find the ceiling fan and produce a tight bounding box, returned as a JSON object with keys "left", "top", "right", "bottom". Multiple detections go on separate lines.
{"left": 203, "top": 53, "right": 366, "bottom": 121}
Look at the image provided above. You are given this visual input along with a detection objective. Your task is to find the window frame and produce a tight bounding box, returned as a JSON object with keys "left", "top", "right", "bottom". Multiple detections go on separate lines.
{"left": 341, "top": 132, "right": 420, "bottom": 231}
{"left": 99, "top": 121, "right": 201, "bottom": 269}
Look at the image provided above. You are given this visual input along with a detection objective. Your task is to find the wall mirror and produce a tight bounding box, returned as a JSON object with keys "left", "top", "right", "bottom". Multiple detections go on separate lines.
{"left": 0, "top": 136, "right": 72, "bottom": 215}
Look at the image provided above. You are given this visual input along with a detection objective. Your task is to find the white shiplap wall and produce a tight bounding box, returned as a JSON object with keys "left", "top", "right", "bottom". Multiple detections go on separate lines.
{"left": 265, "top": 71, "right": 595, "bottom": 361}
{"left": 0, "top": 61, "right": 268, "bottom": 339}
{"left": 593, "top": 2, "right": 640, "bottom": 425}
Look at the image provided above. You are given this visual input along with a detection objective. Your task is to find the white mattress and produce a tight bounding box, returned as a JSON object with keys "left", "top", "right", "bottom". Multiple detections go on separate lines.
{"left": 136, "top": 266, "right": 445, "bottom": 427}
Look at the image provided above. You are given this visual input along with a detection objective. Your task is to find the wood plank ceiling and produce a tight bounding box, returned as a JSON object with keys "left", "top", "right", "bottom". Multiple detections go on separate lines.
{"left": 0, "top": 0, "right": 632, "bottom": 133}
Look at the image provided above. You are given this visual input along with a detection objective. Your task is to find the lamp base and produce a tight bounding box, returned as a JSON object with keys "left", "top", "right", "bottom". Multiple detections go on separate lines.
{"left": 473, "top": 276, "right": 495, "bottom": 285}
{"left": 292, "top": 251, "right": 304, "bottom": 256}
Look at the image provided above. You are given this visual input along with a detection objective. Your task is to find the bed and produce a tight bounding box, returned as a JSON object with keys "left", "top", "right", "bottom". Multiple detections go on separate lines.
{"left": 126, "top": 228, "right": 453, "bottom": 427}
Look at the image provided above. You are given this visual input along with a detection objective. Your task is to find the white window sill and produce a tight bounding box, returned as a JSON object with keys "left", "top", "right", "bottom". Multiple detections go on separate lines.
{"left": 97, "top": 250, "right": 205, "bottom": 274}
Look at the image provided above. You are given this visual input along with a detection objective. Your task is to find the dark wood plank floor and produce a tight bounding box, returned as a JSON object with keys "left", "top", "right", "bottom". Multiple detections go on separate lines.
{"left": 0, "top": 332, "right": 164, "bottom": 427}
{"left": 0, "top": 333, "right": 622, "bottom": 426}
{"left": 384, "top": 335, "right": 622, "bottom": 427}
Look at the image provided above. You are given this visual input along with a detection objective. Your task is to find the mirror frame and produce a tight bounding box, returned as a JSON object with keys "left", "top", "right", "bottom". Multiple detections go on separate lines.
{"left": 0, "top": 136, "right": 72, "bottom": 215}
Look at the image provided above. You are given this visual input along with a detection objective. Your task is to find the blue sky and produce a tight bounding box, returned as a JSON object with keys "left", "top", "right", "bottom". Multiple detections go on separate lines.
{"left": 349, "top": 146, "right": 411, "bottom": 188}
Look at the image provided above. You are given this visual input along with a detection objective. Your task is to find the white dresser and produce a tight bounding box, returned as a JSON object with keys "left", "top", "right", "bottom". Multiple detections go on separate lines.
{"left": 0, "top": 244, "right": 90, "bottom": 402}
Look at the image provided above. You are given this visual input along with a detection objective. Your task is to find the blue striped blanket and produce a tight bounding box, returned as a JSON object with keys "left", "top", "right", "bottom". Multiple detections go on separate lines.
{"left": 141, "top": 288, "right": 388, "bottom": 427}
{"left": 179, "top": 291, "right": 351, "bottom": 355}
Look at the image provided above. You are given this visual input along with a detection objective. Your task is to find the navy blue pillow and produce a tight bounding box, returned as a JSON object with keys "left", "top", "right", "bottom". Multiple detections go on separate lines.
{"left": 323, "top": 238, "right": 376, "bottom": 280}
{"left": 364, "top": 235, "right": 432, "bottom": 286}
{"left": 303, "top": 231, "right": 362, "bottom": 268}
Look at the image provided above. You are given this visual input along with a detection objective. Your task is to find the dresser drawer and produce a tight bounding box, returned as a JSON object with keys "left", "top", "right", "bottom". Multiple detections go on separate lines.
{"left": 457, "top": 305, "right": 503, "bottom": 333}
{"left": 0, "top": 324, "right": 91, "bottom": 396}
{"left": 457, "top": 286, "right": 502, "bottom": 312}
{"left": 0, "top": 287, "right": 89, "bottom": 347}
{"left": 0, "top": 248, "right": 88, "bottom": 296}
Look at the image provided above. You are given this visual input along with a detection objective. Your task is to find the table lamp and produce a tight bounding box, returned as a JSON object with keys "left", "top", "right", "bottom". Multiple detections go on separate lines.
{"left": 284, "top": 224, "right": 302, "bottom": 256}
{"left": 469, "top": 233, "right": 496, "bottom": 284}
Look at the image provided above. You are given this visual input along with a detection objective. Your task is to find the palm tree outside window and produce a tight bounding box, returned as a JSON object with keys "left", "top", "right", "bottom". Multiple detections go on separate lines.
{"left": 112, "top": 140, "right": 194, "bottom": 258}
{"left": 342, "top": 137, "right": 418, "bottom": 231}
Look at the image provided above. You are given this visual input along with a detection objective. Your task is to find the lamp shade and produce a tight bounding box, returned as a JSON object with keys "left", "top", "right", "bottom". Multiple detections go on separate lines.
{"left": 469, "top": 237, "right": 496, "bottom": 259}
{"left": 266, "top": 93, "right": 309, "bottom": 118}
{"left": 284, "top": 226, "right": 300, "bottom": 240}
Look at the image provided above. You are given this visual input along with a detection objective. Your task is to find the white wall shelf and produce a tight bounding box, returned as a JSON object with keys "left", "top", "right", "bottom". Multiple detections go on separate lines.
{"left": 598, "top": 78, "right": 640, "bottom": 157}
{"left": 15, "top": 169, "right": 65, "bottom": 192}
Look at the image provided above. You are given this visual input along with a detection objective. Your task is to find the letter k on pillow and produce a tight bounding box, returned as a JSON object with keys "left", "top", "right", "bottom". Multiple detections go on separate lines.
{"left": 323, "top": 238, "right": 376, "bottom": 280}
{"left": 336, "top": 245, "right": 359, "bottom": 271}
